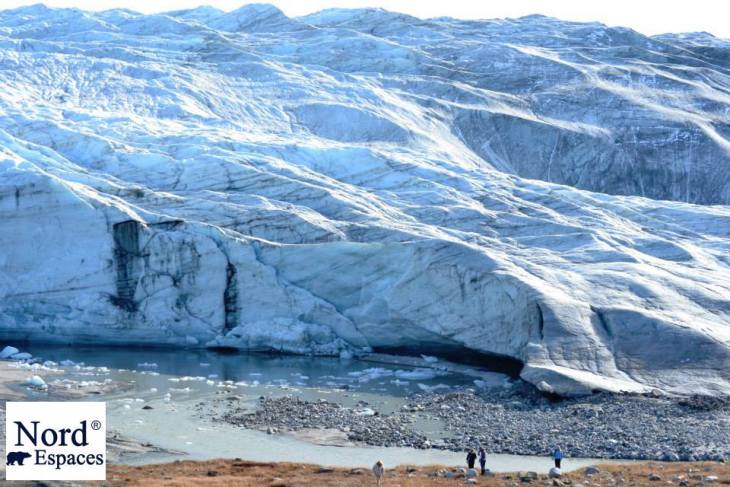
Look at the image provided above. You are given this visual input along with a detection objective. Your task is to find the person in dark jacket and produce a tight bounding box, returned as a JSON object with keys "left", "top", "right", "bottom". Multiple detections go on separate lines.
{"left": 553, "top": 447, "right": 563, "bottom": 469}
{"left": 478, "top": 447, "right": 487, "bottom": 475}
{"left": 466, "top": 449, "right": 477, "bottom": 469}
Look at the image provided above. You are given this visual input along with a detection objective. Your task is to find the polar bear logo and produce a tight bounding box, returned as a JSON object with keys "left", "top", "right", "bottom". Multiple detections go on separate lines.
{"left": 6, "top": 451, "right": 32, "bottom": 466}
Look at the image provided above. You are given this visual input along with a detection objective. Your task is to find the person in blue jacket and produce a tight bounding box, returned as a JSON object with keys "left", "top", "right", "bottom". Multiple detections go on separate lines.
{"left": 478, "top": 446, "right": 487, "bottom": 475}
{"left": 553, "top": 447, "right": 563, "bottom": 468}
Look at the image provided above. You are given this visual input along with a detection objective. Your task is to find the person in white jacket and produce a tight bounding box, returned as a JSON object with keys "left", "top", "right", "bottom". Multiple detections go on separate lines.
{"left": 372, "top": 460, "right": 384, "bottom": 486}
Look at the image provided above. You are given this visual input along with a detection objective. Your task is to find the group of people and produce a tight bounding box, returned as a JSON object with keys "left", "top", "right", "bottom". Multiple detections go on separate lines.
{"left": 371, "top": 446, "right": 565, "bottom": 485}
{"left": 466, "top": 446, "right": 564, "bottom": 474}
{"left": 465, "top": 447, "right": 489, "bottom": 475}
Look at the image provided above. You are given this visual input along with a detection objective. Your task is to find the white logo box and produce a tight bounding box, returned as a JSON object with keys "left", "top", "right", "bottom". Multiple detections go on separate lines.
{"left": 5, "top": 402, "right": 106, "bottom": 481}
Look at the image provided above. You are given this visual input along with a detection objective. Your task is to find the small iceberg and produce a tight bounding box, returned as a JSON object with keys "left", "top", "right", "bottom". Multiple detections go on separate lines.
{"left": 395, "top": 368, "right": 439, "bottom": 380}
{"left": 417, "top": 383, "right": 451, "bottom": 392}
{"left": 27, "top": 375, "right": 47, "bottom": 389}
{"left": 348, "top": 367, "right": 394, "bottom": 382}
{"left": 0, "top": 346, "right": 19, "bottom": 359}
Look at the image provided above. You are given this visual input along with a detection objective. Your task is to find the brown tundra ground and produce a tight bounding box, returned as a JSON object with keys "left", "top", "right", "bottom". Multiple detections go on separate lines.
{"left": 53, "top": 459, "right": 729, "bottom": 486}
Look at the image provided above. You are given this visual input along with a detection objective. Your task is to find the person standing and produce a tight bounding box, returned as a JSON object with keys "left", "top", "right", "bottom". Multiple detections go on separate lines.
{"left": 553, "top": 447, "right": 563, "bottom": 469}
{"left": 372, "top": 460, "right": 384, "bottom": 486}
{"left": 478, "top": 446, "right": 487, "bottom": 475}
{"left": 466, "top": 449, "right": 477, "bottom": 469}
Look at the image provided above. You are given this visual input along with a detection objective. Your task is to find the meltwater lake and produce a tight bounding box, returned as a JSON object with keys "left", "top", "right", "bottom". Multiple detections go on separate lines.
{"left": 14, "top": 344, "right": 621, "bottom": 472}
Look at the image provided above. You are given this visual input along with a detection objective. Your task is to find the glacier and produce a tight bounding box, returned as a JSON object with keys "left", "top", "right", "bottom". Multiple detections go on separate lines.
{"left": 0, "top": 3, "right": 729, "bottom": 396}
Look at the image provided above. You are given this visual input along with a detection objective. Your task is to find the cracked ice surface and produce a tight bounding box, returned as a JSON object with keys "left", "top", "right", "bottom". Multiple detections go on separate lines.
{"left": 0, "top": 4, "right": 729, "bottom": 395}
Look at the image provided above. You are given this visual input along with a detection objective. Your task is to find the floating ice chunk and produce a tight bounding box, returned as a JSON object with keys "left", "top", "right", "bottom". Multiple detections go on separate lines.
{"left": 10, "top": 352, "right": 33, "bottom": 361}
{"left": 27, "top": 375, "right": 47, "bottom": 389}
{"left": 395, "top": 368, "right": 439, "bottom": 380}
{"left": 60, "top": 359, "right": 76, "bottom": 366}
{"left": 137, "top": 362, "right": 158, "bottom": 368}
{"left": 348, "top": 367, "right": 394, "bottom": 382}
{"left": 339, "top": 349, "right": 353, "bottom": 360}
{"left": 149, "top": 388, "right": 158, "bottom": 393}
{"left": 421, "top": 355, "right": 439, "bottom": 363}
{"left": 0, "top": 346, "right": 19, "bottom": 359}
{"left": 417, "top": 383, "right": 450, "bottom": 392}
{"left": 179, "top": 376, "right": 205, "bottom": 382}
{"left": 199, "top": 363, "right": 210, "bottom": 367}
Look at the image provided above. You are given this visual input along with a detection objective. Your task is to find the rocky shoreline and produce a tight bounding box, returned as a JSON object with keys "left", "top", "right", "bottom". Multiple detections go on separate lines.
{"left": 211, "top": 386, "right": 730, "bottom": 462}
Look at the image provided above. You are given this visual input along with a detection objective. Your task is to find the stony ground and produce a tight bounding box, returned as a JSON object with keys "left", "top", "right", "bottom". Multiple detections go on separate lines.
{"left": 413, "top": 390, "right": 730, "bottom": 461}
{"left": 11, "top": 459, "right": 726, "bottom": 486}
{"left": 210, "top": 386, "right": 730, "bottom": 461}
{"left": 215, "top": 395, "right": 429, "bottom": 449}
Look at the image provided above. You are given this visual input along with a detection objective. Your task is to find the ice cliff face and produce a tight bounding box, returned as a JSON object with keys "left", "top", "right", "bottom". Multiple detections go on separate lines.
{"left": 0, "top": 4, "right": 729, "bottom": 396}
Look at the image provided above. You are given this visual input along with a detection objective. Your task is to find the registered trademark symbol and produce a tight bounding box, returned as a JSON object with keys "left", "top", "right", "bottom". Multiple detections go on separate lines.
{"left": 91, "top": 420, "right": 102, "bottom": 430}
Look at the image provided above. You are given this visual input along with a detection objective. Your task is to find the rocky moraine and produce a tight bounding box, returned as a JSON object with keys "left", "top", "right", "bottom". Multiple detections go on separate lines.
{"left": 209, "top": 386, "right": 730, "bottom": 462}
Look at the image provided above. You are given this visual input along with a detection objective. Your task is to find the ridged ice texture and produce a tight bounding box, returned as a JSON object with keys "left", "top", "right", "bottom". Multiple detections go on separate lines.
{"left": 0, "top": 4, "right": 728, "bottom": 395}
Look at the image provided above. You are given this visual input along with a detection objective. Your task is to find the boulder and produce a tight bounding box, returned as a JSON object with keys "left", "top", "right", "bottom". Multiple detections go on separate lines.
{"left": 549, "top": 467, "right": 562, "bottom": 478}
{"left": 519, "top": 471, "right": 539, "bottom": 482}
